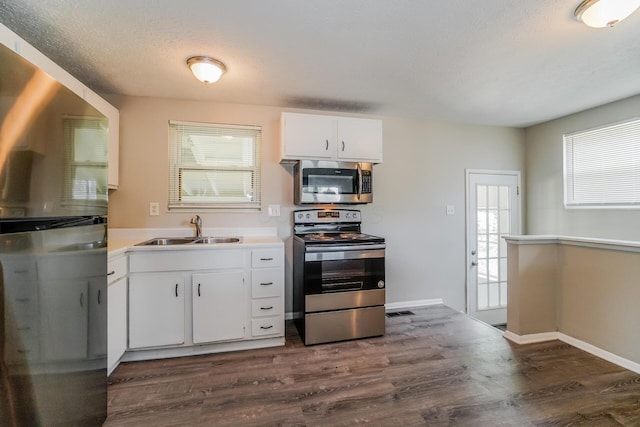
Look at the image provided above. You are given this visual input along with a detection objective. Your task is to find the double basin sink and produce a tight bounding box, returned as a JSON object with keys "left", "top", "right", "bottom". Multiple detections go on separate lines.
{"left": 136, "top": 236, "right": 242, "bottom": 246}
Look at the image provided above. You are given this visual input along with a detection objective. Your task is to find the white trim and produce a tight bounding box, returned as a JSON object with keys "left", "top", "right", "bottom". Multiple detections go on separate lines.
{"left": 503, "top": 330, "right": 640, "bottom": 375}
{"left": 503, "top": 330, "right": 560, "bottom": 344}
{"left": 121, "top": 337, "right": 285, "bottom": 363}
{"left": 558, "top": 333, "right": 640, "bottom": 375}
{"left": 385, "top": 298, "right": 443, "bottom": 310}
{"left": 504, "top": 235, "right": 640, "bottom": 254}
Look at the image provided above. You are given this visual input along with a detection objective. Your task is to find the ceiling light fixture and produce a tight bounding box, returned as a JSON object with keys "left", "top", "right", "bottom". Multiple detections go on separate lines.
{"left": 186, "top": 56, "right": 226, "bottom": 84}
{"left": 574, "top": 0, "right": 640, "bottom": 28}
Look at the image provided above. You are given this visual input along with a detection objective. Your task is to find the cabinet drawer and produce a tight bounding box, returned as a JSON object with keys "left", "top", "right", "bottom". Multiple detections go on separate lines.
{"left": 251, "top": 297, "right": 283, "bottom": 318}
{"left": 251, "top": 249, "right": 283, "bottom": 268}
{"left": 2, "top": 260, "right": 37, "bottom": 282}
{"left": 107, "top": 255, "right": 127, "bottom": 284}
{"left": 251, "top": 269, "right": 283, "bottom": 298}
{"left": 251, "top": 317, "right": 284, "bottom": 337}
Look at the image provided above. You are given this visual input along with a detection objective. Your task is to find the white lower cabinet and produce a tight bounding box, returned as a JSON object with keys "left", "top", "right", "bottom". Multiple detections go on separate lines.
{"left": 40, "top": 279, "right": 89, "bottom": 361}
{"left": 128, "top": 274, "right": 185, "bottom": 349}
{"left": 125, "top": 245, "right": 284, "bottom": 360}
{"left": 192, "top": 271, "right": 245, "bottom": 343}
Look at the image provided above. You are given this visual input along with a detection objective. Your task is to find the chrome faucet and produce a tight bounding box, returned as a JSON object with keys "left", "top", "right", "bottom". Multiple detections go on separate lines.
{"left": 190, "top": 215, "right": 202, "bottom": 238}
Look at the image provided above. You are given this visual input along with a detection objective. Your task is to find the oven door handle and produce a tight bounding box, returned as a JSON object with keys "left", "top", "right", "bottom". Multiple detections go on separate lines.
{"left": 356, "top": 163, "right": 362, "bottom": 201}
{"left": 305, "top": 247, "right": 385, "bottom": 261}
{"left": 305, "top": 244, "right": 386, "bottom": 252}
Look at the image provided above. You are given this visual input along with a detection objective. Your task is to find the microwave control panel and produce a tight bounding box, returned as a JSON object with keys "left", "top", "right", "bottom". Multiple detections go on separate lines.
{"left": 361, "top": 170, "right": 372, "bottom": 194}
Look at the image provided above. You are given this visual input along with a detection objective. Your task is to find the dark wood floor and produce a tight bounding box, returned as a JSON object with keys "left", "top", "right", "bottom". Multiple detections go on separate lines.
{"left": 105, "top": 305, "right": 640, "bottom": 426}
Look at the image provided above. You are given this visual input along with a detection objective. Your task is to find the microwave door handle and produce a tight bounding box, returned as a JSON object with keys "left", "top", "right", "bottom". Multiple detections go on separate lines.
{"left": 356, "top": 163, "right": 362, "bottom": 200}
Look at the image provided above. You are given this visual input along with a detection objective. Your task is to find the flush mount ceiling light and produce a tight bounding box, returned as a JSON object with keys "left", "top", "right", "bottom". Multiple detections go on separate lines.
{"left": 574, "top": 0, "right": 640, "bottom": 28}
{"left": 186, "top": 56, "right": 227, "bottom": 84}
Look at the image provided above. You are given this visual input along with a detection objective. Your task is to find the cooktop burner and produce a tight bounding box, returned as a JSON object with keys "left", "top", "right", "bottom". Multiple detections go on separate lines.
{"left": 299, "top": 232, "right": 384, "bottom": 244}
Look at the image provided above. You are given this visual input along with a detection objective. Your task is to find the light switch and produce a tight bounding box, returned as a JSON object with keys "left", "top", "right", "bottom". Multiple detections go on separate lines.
{"left": 446, "top": 205, "right": 455, "bottom": 215}
{"left": 268, "top": 204, "right": 281, "bottom": 217}
{"left": 149, "top": 202, "right": 160, "bottom": 216}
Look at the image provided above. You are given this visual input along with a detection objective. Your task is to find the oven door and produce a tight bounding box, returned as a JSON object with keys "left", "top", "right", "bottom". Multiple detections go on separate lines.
{"left": 303, "top": 247, "right": 385, "bottom": 295}
{"left": 294, "top": 161, "right": 373, "bottom": 204}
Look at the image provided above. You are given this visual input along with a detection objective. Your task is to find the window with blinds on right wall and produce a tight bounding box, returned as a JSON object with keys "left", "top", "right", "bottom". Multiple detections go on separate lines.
{"left": 563, "top": 117, "right": 640, "bottom": 209}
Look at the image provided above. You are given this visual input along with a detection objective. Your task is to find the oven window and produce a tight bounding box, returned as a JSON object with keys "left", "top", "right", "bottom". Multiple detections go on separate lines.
{"left": 304, "top": 257, "right": 384, "bottom": 294}
{"left": 303, "top": 169, "right": 357, "bottom": 195}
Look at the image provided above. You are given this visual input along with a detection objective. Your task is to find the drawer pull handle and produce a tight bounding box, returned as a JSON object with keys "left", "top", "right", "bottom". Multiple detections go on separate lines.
{"left": 15, "top": 298, "right": 29, "bottom": 303}
{"left": 260, "top": 257, "right": 273, "bottom": 261}
{"left": 260, "top": 306, "right": 274, "bottom": 310}
{"left": 175, "top": 284, "right": 179, "bottom": 297}
{"left": 260, "top": 282, "right": 273, "bottom": 286}
{"left": 14, "top": 269, "right": 29, "bottom": 274}
{"left": 80, "top": 292, "right": 84, "bottom": 308}
{"left": 260, "top": 325, "right": 273, "bottom": 330}
{"left": 98, "top": 289, "right": 102, "bottom": 305}
{"left": 17, "top": 349, "right": 31, "bottom": 354}
{"left": 17, "top": 326, "right": 31, "bottom": 331}
{"left": 198, "top": 283, "right": 201, "bottom": 297}
{"left": 107, "top": 270, "right": 116, "bottom": 276}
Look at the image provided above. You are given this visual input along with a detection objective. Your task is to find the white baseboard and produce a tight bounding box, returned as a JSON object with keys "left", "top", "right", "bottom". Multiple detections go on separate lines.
{"left": 558, "top": 333, "right": 640, "bottom": 375}
{"left": 385, "top": 298, "right": 443, "bottom": 311}
{"left": 503, "top": 330, "right": 560, "bottom": 344}
{"left": 503, "top": 330, "right": 640, "bottom": 375}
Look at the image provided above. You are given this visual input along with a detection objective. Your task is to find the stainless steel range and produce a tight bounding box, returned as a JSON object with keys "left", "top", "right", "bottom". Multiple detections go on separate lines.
{"left": 293, "top": 208, "right": 385, "bottom": 345}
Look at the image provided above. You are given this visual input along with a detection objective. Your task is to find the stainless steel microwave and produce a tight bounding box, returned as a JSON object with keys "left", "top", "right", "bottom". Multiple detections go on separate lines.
{"left": 294, "top": 160, "right": 373, "bottom": 205}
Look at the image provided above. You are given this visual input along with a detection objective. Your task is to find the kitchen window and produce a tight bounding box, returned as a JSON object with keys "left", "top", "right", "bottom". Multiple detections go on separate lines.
{"left": 63, "top": 116, "right": 108, "bottom": 206}
{"left": 564, "top": 117, "right": 640, "bottom": 209}
{"left": 168, "top": 120, "right": 261, "bottom": 210}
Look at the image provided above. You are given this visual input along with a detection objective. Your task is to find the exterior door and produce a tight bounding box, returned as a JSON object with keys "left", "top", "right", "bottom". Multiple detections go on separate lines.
{"left": 467, "top": 171, "right": 521, "bottom": 325}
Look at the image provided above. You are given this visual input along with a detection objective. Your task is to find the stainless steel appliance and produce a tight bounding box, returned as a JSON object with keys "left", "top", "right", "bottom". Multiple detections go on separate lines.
{"left": 293, "top": 209, "right": 385, "bottom": 345}
{"left": 0, "top": 41, "right": 109, "bottom": 425}
{"left": 294, "top": 160, "right": 373, "bottom": 205}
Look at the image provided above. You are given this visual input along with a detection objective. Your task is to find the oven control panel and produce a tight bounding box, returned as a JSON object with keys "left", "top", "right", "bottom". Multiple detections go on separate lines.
{"left": 294, "top": 209, "right": 361, "bottom": 224}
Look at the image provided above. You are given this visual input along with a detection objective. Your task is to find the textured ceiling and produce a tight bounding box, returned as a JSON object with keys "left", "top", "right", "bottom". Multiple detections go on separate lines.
{"left": 1, "top": 0, "right": 639, "bottom": 127}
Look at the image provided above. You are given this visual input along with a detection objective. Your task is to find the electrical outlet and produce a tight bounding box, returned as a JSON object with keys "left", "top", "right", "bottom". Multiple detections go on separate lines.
{"left": 446, "top": 205, "right": 455, "bottom": 215}
{"left": 268, "top": 204, "right": 281, "bottom": 217}
{"left": 149, "top": 202, "right": 160, "bottom": 216}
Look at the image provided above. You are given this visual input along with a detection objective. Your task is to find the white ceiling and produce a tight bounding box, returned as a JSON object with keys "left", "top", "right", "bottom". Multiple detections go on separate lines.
{"left": 1, "top": 0, "right": 639, "bottom": 127}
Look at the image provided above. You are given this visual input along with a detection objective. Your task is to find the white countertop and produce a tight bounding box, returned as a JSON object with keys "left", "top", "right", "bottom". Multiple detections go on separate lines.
{"left": 107, "top": 227, "right": 283, "bottom": 258}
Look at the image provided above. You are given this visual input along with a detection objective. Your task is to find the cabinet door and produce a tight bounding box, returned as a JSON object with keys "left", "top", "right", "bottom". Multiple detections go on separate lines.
{"left": 108, "top": 277, "right": 127, "bottom": 373}
{"left": 88, "top": 277, "right": 107, "bottom": 358}
{"left": 129, "top": 274, "right": 185, "bottom": 349}
{"left": 337, "top": 117, "right": 383, "bottom": 162}
{"left": 192, "top": 271, "right": 245, "bottom": 343}
{"left": 40, "top": 279, "right": 89, "bottom": 361}
{"left": 281, "top": 113, "right": 336, "bottom": 159}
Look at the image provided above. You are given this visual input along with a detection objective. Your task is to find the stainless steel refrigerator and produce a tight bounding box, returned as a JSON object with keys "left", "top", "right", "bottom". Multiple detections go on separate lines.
{"left": 0, "top": 40, "right": 109, "bottom": 425}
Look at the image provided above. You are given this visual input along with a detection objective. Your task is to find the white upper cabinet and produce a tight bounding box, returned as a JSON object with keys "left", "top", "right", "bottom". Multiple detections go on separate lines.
{"left": 281, "top": 112, "right": 383, "bottom": 163}
{"left": 336, "top": 117, "right": 383, "bottom": 162}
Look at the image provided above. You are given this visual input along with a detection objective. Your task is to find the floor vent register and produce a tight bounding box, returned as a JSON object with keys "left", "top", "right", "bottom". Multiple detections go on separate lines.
{"left": 386, "top": 310, "right": 415, "bottom": 318}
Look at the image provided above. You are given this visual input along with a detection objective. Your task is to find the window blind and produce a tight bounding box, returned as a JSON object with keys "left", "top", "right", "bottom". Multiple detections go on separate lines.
{"left": 62, "top": 116, "right": 108, "bottom": 206}
{"left": 564, "top": 117, "right": 640, "bottom": 208}
{"left": 168, "top": 120, "right": 261, "bottom": 210}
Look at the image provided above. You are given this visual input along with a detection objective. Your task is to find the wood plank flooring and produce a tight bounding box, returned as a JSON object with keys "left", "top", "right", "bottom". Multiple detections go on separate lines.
{"left": 105, "top": 305, "right": 640, "bottom": 426}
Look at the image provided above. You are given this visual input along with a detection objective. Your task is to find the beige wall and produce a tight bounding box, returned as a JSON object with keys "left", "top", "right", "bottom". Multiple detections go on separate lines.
{"left": 524, "top": 94, "right": 640, "bottom": 240}
{"left": 559, "top": 245, "right": 640, "bottom": 364}
{"left": 507, "top": 239, "right": 640, "bottom": 365}
{"left": 107, "top": 95, "right": 526, "bottom": 313}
